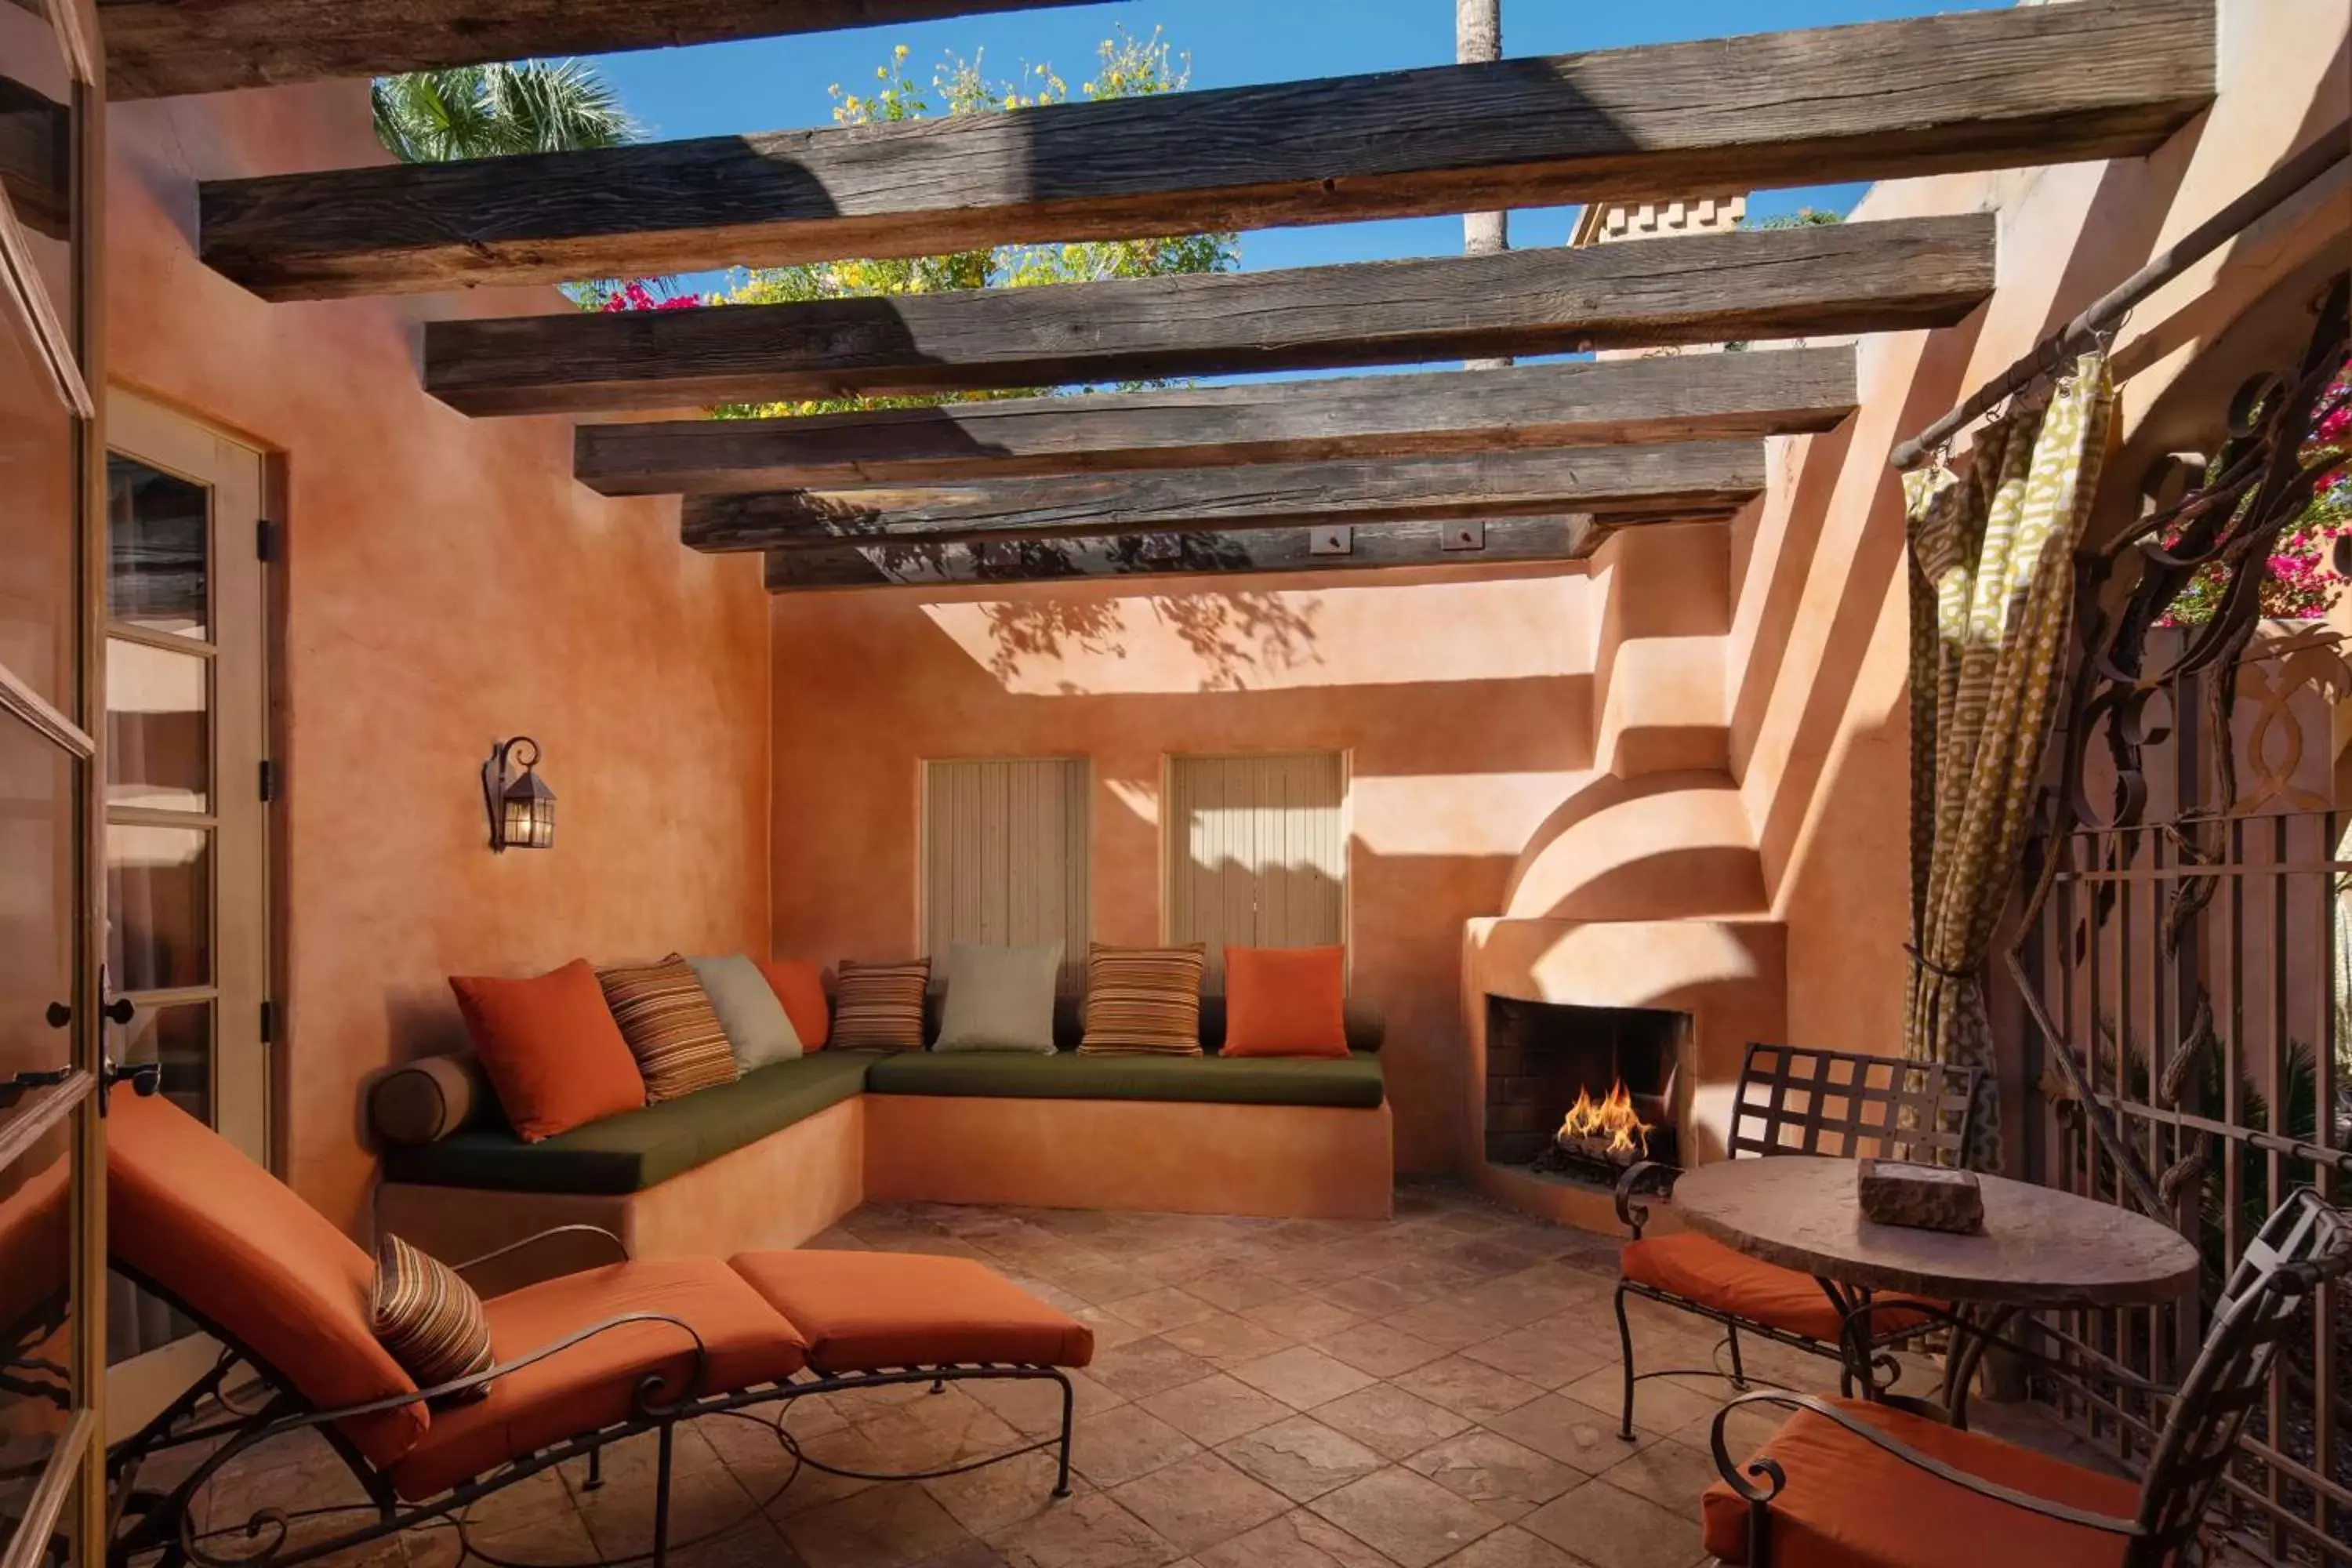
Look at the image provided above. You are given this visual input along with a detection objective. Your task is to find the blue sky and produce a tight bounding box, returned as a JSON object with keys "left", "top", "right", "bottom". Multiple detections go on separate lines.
{"left": 590, "top": 0, "right": 2010, "bottom": 282}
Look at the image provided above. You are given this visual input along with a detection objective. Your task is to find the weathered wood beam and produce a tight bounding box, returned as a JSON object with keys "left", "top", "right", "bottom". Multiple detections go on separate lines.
{"left": 197, "top": 0, "right": 2209, "bottom": 301}
{"left": 0, "top": 74, "right": 67, "bottom": 240}
{"left": 94, "top": 0, "right": 1098, "bottom": 100}
{"left": 436, "top": 216, "right": 1987, "bottom": 417}
{"left": 687, "top": 441, "right": 1764, "bottom": 554}
{"left": 764, "top": 515, "right": 1601, "bottom": 592}
{"left": 578, "top": 347, "right": 1856, "bottom": 494}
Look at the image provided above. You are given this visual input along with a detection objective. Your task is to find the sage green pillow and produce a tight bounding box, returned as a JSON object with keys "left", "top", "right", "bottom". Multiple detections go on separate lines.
{"left": 685, "top": 953, "right": 803, "bottom": 1073}
{"left": 935, "top": 943, "right": 1063, "bottom": 1054}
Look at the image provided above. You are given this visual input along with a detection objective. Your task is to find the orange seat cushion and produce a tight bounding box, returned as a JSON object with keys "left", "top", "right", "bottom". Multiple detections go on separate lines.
{"left": 729, "top": 1250, "right": 1094, "bottom": 1374}
{"left": 107, "top": 1088, "right": 428, "bottom": 1468}
{"left": 1701, "top": 1396, "right": 2143, "bottom": 1568}
{"left": 1622, "top": 1232, "right": 1939, "bottom": 1344}
{"left": 757, "top": 959, "right": 831, "bottom": 1049}
{"left": 1221, "top": 946, "right": 1349, "bottom": 1058}
{"left": 452, "top": 960, "right": 646, "bottom": 1142}
{"left": 390, "top": 1257, "right": 807, "bottom": 1499}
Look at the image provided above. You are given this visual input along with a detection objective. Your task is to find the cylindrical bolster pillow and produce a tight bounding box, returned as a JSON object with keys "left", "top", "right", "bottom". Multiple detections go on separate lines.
{"left": 1343, "top": 998, "right": 1385, "bottom": 1054}
{"left": 369, "top": 1053, "right": 492, "bottom": 1145}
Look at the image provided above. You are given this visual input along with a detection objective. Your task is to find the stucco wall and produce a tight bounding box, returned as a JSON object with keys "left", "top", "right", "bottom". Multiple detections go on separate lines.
{"left": 1726, "top": 0, "right": 2350, "bottom": 1157}
{"left": 768, "top": 568, "right": 1593, "bottom": 1171}
{"left": 103, "top": 84, "right": 772, "bottom": 1235}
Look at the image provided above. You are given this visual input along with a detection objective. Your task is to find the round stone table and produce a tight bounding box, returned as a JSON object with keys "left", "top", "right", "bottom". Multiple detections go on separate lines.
{"left": 1670, "top": 1154, "right": 2200, "bottom": 1421}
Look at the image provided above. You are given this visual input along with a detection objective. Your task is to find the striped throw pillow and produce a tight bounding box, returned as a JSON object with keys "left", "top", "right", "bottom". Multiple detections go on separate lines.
{"left": 832, "top": 959, "right": 931, "bottom": 1050}
{"left": 371, "top": 1233, "right": 495, "bottom": 1403}
{"left": 1080, "top": 944, "right": 1206, "bottom": 1055}
{"left": 597, "top": 956, "right": 739, "bottom": 1102}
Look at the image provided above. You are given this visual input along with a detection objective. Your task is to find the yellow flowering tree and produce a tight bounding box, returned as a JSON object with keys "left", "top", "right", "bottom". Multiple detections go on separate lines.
{"left": 711, "top": 30, "right": 1239, "bottom": 417}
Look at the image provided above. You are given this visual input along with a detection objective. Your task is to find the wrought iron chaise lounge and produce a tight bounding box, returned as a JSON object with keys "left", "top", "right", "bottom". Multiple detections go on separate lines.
{"left": 1700, "top": 1187, "right": 2351, "bottom": 1568}
{"left": 101, "top": 1087, "right": 1093, "bottom": 1568}
{"left": 1612, "top": 1043, "right": 1981, "bottom": 1437}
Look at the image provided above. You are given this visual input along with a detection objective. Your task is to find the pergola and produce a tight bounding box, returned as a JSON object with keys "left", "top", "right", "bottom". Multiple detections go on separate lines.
{"left": 45, "top": 0, "right": 2216, "bottom": 590}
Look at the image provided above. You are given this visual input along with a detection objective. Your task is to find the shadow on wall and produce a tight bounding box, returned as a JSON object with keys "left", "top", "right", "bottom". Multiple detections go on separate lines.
{"left": 978, "top": 583, "right": 1323, "bottom": 691}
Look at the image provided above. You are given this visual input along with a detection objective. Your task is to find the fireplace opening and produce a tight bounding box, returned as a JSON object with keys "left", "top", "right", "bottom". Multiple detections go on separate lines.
{"left": 1484, "top": 996, "right": 1686, "bottom": 1184}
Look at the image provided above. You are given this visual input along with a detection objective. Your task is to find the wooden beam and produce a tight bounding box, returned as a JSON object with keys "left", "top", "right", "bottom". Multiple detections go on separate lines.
{"left": 687, "top": 441, "right": 1765, "bottom": 554}
{"left": 198, "top": 0, "right": 2210, "bottom": 301}
{"left": 0, "top": 74, "right": 67, "bottom": 240}
{"left": 436, "top": 216, "right": 1987, "bottom": 417}
{"left": 94, "top": 0, "right": 1098, "bottom": 100}
{"left": 764, "top": 516, "right": 1600, "bottom": 592}
{"left": 577, "top": 347, "right": 1856, "bottom": 494}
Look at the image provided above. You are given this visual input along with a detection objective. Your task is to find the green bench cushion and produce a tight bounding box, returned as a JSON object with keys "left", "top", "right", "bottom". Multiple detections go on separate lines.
{"left": 864, "top": 1048, "right": 1385, "bottom": 1109}
{"left": 383, "top": 1051, "right": 880, "bottom": 1196}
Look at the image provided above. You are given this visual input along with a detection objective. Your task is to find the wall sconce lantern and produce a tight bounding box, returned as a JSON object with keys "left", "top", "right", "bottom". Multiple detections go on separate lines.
{"left": 482, "top": 737, "right": 556, "bottom": 852}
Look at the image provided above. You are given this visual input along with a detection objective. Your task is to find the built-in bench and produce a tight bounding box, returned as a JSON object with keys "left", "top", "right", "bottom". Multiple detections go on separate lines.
{"left": 371, "top": 998, "right": 1392, "bottom": 1274}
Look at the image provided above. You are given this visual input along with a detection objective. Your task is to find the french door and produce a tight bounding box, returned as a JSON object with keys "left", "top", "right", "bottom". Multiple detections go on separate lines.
{"left": 100, "top": 394, "right": 273, "bottom": 1428}
{"left": 0, "top": 5, "right": 107, "bottom": 1566}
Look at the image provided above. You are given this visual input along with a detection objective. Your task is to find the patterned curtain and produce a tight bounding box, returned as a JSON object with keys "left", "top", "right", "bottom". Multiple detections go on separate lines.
{"left": 1904, "top": 354, "right": 2116, "bottom": 1172}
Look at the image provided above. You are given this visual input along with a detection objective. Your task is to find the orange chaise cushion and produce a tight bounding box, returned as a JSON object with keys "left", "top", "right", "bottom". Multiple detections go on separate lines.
{"left": 1701, "top": 1396, "right": 2143, "bottom": 1568}
{"left": 757, "top": 959, "right": 831, "bottom": 1049}
{"left": 1622, "top": 1232, "right": 1940, "bottom": 1344}
{"left": 390, "top": 1257, "right": 808, "bottom": 1499}
{"left": 107, "top": 1087, "right": 429, "bottom": 1468}
{"left": 1221, "top": 945, "right": 1350, "bottom": 1058}
{"left": 451, "top": 959, "right": 646, "bottom": 1142}
{"left": 728, "top": 1250, "right": 1094, "bottom": 1375}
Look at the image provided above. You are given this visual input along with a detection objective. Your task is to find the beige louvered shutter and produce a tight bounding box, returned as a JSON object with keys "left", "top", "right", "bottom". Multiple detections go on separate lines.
{"left": 1165, "top": 753, "right": 1348, "bottom": 985}
{"left": 920, "top": 758, "right": 1091, "bottom": 983}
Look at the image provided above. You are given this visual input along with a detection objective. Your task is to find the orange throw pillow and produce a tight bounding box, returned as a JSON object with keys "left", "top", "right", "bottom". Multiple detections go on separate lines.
{"left": 448, "top": 960, "right": 645, "bottom": 1142}
{"left": 757, "top": 959, "right": 831, "bottom": 1050}
{"left": 1221, "top": 946, "right": 1350, "bottom": 1058}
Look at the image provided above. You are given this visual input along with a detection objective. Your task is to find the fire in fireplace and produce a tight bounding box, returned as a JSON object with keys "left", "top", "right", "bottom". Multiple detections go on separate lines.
{"left": 1484, "top": 996, "right": 1686, "bottom": 1181}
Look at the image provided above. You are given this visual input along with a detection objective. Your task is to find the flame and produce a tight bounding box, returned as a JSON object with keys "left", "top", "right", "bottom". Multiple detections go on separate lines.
{"left": 1557, "top": 1080, "right": 1653, "bottom": 1158}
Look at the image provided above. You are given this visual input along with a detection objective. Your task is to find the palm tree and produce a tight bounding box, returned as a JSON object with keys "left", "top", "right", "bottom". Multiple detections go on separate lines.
{"left": 372, "top": 59, "right": 638, "bottom": 164}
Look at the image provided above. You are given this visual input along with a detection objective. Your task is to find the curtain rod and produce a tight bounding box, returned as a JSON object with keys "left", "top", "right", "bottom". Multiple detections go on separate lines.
{"left": 1889, "top": 130, "right": 2350, "bottom": 472}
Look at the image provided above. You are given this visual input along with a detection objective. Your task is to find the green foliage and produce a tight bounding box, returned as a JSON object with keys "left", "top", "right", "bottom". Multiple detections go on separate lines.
{"left": 1751, "top": 207, "right": 1844, "bottom": 229}
{"left": 711, "top": 30, "right": 1240, "bottom": 418}
{"left": 372, "top": 59, "right": 639, "bottom": 165}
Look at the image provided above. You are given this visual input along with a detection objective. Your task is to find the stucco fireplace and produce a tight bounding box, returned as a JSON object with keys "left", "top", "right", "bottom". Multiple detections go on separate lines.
{"left": 1483, "top": 996, "right": 1686, "bottom": 1174}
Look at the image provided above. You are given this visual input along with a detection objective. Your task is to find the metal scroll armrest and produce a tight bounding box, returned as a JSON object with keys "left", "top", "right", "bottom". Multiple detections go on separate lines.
{"left": 455, "top": 1225, "right": 632, "bottom": 1288}
{"left": 1614, "top": 1160, "right": 1680, "bottom": 1238}
{"left": 1704, "top": 1389, "right": 2148, "bottom": 1537}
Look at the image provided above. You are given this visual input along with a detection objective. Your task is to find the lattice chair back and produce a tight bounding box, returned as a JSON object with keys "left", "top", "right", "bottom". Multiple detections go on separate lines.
{"left": 1726, "top": 1044, "right": 1980, "bottom": 1168}
{"left": 2133, "top": 1189, "right": 2350, "bottom": 1554}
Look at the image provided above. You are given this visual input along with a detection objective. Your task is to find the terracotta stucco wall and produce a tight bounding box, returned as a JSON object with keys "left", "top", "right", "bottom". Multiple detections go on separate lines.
{"left": 1726, "top": 0, "right": 2350, "bottom": 1154}
{"left": 103, "top": 85, "right": 772, "bottom": 1235}
{"left": 769, "top": 568, "right": 1593, "bottom": 1171}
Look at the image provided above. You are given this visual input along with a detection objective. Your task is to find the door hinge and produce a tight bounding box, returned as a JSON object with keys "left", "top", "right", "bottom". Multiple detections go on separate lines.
{"left": 256, "top": 517, "right": 280, "bottom": 562}
{"left": 259, "top": 758, "right": 278, "bottom": 801}
{"left": 260, "top": 1000, "right": 275, "bottom": 1046}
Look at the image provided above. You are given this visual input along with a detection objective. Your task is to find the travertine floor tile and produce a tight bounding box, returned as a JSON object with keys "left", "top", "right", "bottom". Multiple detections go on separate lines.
{"left": 1138, "top": 1373, "right": 1293, "bottom": 1446}
{"left": 1091, "top": 1338, "right": 1221, "bottom": 1401}
{"left": 1071, "top": 1406, "right": 1203, "bottom": 1489}
{"left": 1106, "top": 1287, "right": 1222, "bottom": 1335}
{"left": 1214, "top": 1414, "right": 1386, "bottom": 1504}
{"left": 1317, "top": 1319, "right": 1450, "bottom": 1378}
{"left": 1158, "top": 1312, "right": 1298, "bottom": 1367}
{"left": 780, "top": 1480, "right": 976, "bottom": 1568}
{"left": 1193, "top": 1508, "right": 1397, "bottom": 1568}
{"left": 1109, "top": 1450, "right": 1290, "bottom": 1554}
{"left": 1520, "top": 1479, "right": 1706, "bottom": 1568}
{"left": 1434, "top": 1524, "right": 1593, "bottom": 1568}
{"left": 1244, "top": 1294, "right": 1367, "bottom": 1342}
{"left": 1594, "top": 1438, "right": 1720, "bottom": 1515}
{"left": 1229, "top": 1346, "right": 1379, "bottom": 1411}
{"left": 1479, "top": 1394, "right": 1648, "bottom": 1473}
{"left": 1403, "top": 1429, "right": 1581, "bottom": 1522}
{"left": 1308, "top": 1467, "right": 1504, "bottom": 1568}
{"left": 1392, "top": 1356, "right": 1546, "bottom": 1423}
{"left": 985, "top": 1493, "right": 1178, "bottom": 1568}
{"left": 1312, "top": 1382, "right": 1475, "bottom": 1461}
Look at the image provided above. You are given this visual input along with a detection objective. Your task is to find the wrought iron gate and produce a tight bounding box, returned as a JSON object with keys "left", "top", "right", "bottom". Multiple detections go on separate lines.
{"left": 2012, "top": 278, "right": 2350, "bottom": 1566}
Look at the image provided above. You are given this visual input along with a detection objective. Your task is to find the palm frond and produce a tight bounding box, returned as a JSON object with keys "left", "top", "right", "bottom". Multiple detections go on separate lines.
{"left": 372, "top": 59, "right": 638, "bottom": 164}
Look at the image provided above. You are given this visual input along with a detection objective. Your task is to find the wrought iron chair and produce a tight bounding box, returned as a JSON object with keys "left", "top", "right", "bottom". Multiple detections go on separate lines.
{"left": 1611, "top": 1043, "right": 1980, "bottom": 1439}
{"left": 1701, "top": 1187, "right": 2351, "bottom": 1568}
{"left": 99, "top": 1087, "right": 1087, "bottom": 1568}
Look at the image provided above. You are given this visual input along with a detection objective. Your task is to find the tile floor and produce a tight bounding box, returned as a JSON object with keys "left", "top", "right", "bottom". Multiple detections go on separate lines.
{"left": 172, "top": 1180, "right": 2106, "bottom": 1568}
